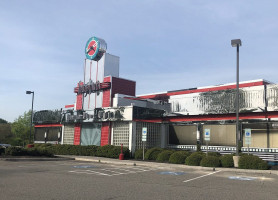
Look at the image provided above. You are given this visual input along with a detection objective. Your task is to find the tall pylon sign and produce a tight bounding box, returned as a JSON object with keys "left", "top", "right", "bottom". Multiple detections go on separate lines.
{"left": 74, "top": 36, "right": 119, "bottom": 117}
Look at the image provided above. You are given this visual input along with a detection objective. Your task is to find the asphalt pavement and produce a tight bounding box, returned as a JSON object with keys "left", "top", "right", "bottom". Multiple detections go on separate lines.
{"left": 1, "top": 157, "right": 278, "bottom": 200}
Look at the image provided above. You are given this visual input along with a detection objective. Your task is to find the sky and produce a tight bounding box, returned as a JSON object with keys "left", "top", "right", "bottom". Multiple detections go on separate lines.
{"left": 1, "top": 0, "right": 278, "bottom": 122}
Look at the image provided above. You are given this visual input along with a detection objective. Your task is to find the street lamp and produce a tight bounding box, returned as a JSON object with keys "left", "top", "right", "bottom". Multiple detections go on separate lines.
{"left": 231, "top": 39, "right": 242, "bottom": 156}
{"left": 26, "top": 91, "right": 34, "bottom": 144}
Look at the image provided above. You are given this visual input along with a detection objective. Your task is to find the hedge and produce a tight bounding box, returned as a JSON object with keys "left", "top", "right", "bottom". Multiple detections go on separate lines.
{"left": 5, "top": 146, "right": 53, "bottom": 157}
{"left": 207, "top": 152, "right": 222, "bottom": 157}
{"left": 169, "top": 151, "right": 191, "bottom": 164}
{"left": 220, "top": 154, "right": 234, "bottom": 168}
{"left": 238, "top": 154, "right": 269, "bottom": 170}
{"left": 200, "top": 156, "right": 220, "bottom": 167}
{"left": 4, "top": 144, "right": 130, "bottom": 159}
{"left": 0, "top": 147, "right": 5, "bottom": 155}
{"left": 156, "top": 150, "right": 175, "bottom": 162}
{"left": 145, "top": 147, "right": 163, "bottom": 160}
{"left": 134, "top": 148, "right": 147, "bottom": 160}
{"left": 96, "top": 145, "right": 130, "bottom": 159}
{"left": 185, "top": 152, "right": 205, "bottom": 166}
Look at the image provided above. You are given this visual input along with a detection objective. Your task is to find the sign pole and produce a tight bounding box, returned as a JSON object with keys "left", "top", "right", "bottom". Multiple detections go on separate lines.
{"left": 142, "top": 127, "right": 147, "bottom": 161}
{"left": 206, "top": 141, "right": 208, "bottom": 156}
{"left": 204, "top": 129, "right": 210, "bottom": 156}
{"left": 245, "top": 129, "right": 251, "bottom": 155}
{"left": 143, "top": 142, "right": 145, "bottom": 161}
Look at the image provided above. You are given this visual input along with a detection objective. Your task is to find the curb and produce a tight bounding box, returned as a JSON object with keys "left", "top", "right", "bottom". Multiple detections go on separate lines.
{"left": 58, "top": 155, "right": 278, "bottom": 175}
{"left": 1, "top": 157, "right": 75, "bottom": 162}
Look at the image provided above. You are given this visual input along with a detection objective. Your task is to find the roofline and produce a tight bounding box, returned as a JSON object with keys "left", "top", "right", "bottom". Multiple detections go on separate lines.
{"left": 138, "top": 79, "right": 270, "bottom": 99}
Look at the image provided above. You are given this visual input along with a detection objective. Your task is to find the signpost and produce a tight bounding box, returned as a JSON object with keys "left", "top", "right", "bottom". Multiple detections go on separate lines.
{"left": 245, "top": 129, "right": 251, "bottom": 154}
{"left": 142, "top": 127, "right": 147, "bottom": 160}
{"left": 204, "top": 129, "right": 210, "bottom": 155}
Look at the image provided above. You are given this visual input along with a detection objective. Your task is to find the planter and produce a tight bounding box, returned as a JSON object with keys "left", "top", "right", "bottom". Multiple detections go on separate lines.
{"left": 233, "top": 156, "right": 240, "bottom": 168}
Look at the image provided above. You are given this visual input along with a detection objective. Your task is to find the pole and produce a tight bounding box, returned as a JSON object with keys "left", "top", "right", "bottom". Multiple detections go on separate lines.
{"left": 30, "top": 92, "right": 34, "bottom": 144}
{"left": 206, "top": 141, "right": 208, "bottom": 156}
{"left": 143, "top": 142, "right": 145, "bottom": 161}
{"left": 236, "top": 45, "right": 240, "bottom": 156}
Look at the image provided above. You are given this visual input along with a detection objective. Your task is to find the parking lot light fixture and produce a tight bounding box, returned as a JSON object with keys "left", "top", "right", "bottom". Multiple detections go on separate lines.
{"left": 26, "top": 91, "right": 34, "bottom": 144}
{"left": 231, "top": 39, "right": 242, "bottom": 156}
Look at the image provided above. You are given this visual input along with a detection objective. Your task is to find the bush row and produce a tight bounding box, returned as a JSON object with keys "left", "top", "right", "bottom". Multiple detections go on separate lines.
{"left": 134, "top": 148, "right": 269, "bottom": 170}
{"left": 4, "top": 146, "right": 54, "bottom": 157}
{"left": 4, "top": 144, "right": 130, "bottom": 159}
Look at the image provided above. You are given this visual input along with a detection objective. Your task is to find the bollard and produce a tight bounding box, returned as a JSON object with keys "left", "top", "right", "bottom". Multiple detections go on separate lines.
{"left": 119, "top": 144, "right": 124, "bottom": 160}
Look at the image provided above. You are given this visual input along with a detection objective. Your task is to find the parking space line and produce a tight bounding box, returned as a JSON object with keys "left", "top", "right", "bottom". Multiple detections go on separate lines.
{"left": 69, "top": 170, "right": 113, "bottom": 176}
{"left": 183, "top": 170, "right": 222, "bottom": 183}
{"left": 68, "top": 165, "right": 158, "bottom": 177}
{"left": 102, "top": 169, "right": 137, "bottom": 174}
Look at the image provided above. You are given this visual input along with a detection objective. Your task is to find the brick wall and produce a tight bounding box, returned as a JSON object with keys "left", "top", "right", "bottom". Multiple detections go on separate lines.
{"left": 102, "top": 77, "right": 111, "bottom": 107}
{"left": 101, "top": 122, "right": 110, "bottom": 146}
{"left": 111, "top": 77, "right": 136, "bottom": 106}
{"left": 73, "top": 124, "right": 81, "bottom": 145}
{"left": 76, "top": 82, "right": 83, "bottom": 110}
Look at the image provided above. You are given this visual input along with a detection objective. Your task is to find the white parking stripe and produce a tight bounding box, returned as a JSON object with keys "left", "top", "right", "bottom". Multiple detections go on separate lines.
{"left": 69, "top": 166, "right": 157, "bottom": 177}
{"left": 69, "top": 170, "right": 112, "bottom": 176}
{"left": 183, "top": 170, "right": 222, "bottom": 183}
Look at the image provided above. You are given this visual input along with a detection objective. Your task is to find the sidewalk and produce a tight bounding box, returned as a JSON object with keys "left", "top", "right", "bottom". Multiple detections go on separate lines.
{"left": 57, "top": 155, "right": 278, "bottom": 175}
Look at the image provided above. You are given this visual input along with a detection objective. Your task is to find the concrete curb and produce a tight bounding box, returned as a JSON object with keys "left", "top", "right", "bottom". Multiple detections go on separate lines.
{"left": 1, "top": 157, "right": 75, "bottom": 162}
{"left": 57, "top": 155, "right": 278, "bottom": 175}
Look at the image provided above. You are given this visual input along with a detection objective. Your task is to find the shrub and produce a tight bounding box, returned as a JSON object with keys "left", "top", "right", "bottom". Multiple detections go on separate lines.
{"left": 145, "top": 147, "right": 163, "bottom": 160}
{"left": 5, "top": 147, "right": 27, "bottom": 156}
{"left": 156, "top": 150, "right": 175, "bottom": 162}
{"left": 239, "top": 154, "right": 269, "bottom": 170}
{"left": 200, "top": 156, "right": 220, "bottom": 167}
{"left": 96, "top": 145, "right": 130, "bottom": 158}
{"left": 169, "top": 151, "right": 191, "bottom": 164}
{"left": 185, "top": 152, "right": 205, "bottom": 166}
{"left": 96, "top": 145, "right": 115, "bottom": 157}
{"left": 207, "top": 152, "right": 222, "bottom": 157}
{"left": 4, "top": 146, "right": 53, "bottom": 157}
{"left": 134, "top": 148, "right": 147, "bottom": 160}
{"left": 106, "top": 146, "right": 130, "bottom": 159}
{"left": 85, "top": 145, "right": 99, "bottom": 156}
{"left": 27, "top": 148, "right": 54, "bottom": 157}
{"left": 220, "top": 154, "right": 234, "bottom": 168}
{"left": 0, "top": 147, "right": 5, "bottom": 155}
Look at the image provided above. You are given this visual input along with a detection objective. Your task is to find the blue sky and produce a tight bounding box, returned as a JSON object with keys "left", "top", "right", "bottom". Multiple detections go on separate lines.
{"left": 1, "top": 0, "right": 278, "bottom": 122}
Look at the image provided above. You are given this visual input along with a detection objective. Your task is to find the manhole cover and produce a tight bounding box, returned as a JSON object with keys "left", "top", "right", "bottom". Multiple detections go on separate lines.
{"left": 228, "top": 176, "right": 257, "bottom": 181}
{"left": 73, "top": 165, "right": 97, "bottom": 169}
{"left": 158, "top": 171, "right": 186, "bottom": 175}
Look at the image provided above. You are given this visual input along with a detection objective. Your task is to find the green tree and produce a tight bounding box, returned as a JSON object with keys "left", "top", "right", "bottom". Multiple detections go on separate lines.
{"left": 11, "top": 110, "right": 34, "bottom": 146}
{"left": 0, "top": 123, "right": 13, "bottom": 144}
{"left": 0, "top": 118, "right": 8, "bottom": 124}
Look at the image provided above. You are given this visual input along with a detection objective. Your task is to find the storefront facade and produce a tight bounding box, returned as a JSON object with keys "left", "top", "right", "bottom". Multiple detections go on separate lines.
{"left": 33, "top": 37, "right": 278, "bottom": 159}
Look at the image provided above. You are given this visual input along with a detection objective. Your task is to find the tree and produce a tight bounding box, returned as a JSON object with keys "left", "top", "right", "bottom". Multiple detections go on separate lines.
{"left": 0, "top": 118, "right": 8, "bottom": 124}
{"left": 0, "top": 117, "right": 13, "bottom": 144}
{"left": 0, "top": 123, "right": 12, "bottom": 144}
{"left": 11, "top": 110, "right": 34, "bottom": 146}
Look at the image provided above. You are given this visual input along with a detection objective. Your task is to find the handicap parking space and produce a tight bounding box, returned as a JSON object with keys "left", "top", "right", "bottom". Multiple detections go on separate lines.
{"left": 69, "top": 163, "right": 157, "bottom": 177}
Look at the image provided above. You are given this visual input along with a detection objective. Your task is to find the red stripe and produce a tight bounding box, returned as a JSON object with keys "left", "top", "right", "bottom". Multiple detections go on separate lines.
{"left": 139, "top": 81, "right": 265, "bottom": 99}
{"left": 134, "top": 111, "right": 278, "bottom": 123}
{"left": 34, "top": 124, "right": 62, "bottom": 128}
{"left": 65, "top": 104, "right": 74, "bottom": 108}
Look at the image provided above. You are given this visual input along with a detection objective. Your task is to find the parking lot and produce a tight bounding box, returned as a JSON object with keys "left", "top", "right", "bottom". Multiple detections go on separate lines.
{"left": 0, "top": 160, "right": 278, "bottom": 200}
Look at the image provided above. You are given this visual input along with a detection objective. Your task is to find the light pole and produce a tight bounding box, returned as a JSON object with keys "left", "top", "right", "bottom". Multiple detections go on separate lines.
{"left": 231, "top": 39, "right": 242, "bottom": 156}
{"left": 26, "top": 91, "right": 34, "bottom": 144}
